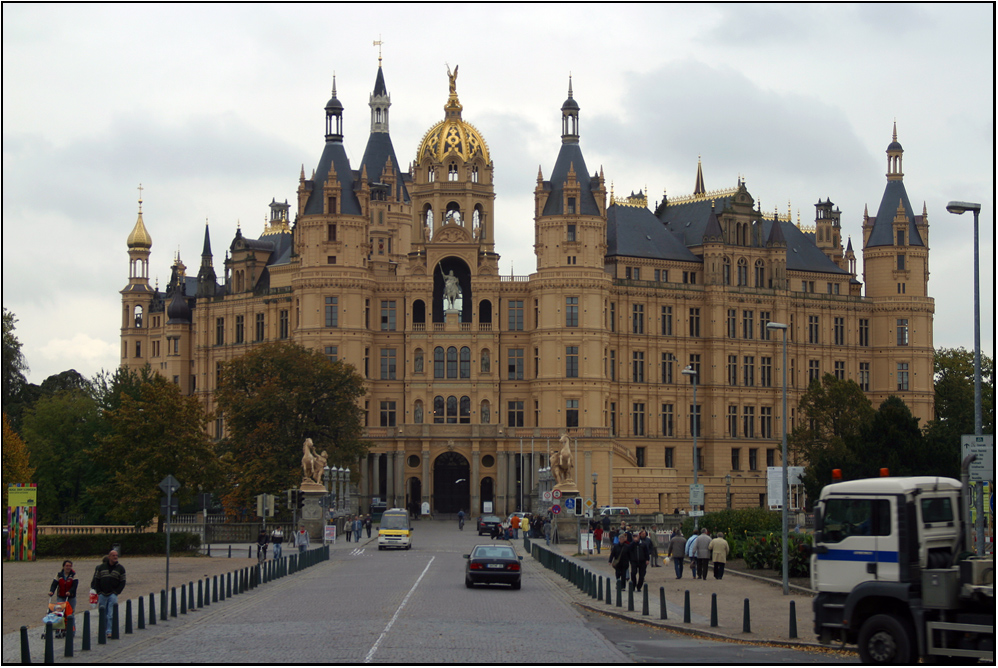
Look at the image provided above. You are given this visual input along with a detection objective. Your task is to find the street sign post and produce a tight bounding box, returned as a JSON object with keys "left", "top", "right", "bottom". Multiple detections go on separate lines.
{"left": 962, "top": 435, "right": 994, "bottom": 482}
{"left": 158, "top": 475, "right": 181, "bottom": 596}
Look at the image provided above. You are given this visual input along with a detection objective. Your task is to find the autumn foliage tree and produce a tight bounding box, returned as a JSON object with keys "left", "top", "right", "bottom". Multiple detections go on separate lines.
{"left": 94, "top": 373, "right": 220, "bottom": 528}
{"left": 2, "top": 412, "right": 34, "bottom": 508}
{"left": 215, "top": 342, "right": 370, "bottom": 515}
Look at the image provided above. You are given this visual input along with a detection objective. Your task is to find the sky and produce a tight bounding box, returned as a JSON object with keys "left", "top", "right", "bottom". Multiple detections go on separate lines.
{"left": 3, "top": 3, "right": 994, "bottom": 385}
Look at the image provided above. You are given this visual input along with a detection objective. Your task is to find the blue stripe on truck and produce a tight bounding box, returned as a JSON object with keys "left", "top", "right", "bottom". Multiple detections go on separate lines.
{"left": 817, "top": 548, "right": 899, "bottom": 563}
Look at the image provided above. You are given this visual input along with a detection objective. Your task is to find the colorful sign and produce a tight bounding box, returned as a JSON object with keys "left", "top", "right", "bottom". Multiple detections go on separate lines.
{"left": 6, "top": 483, "right": 38, "bottom": 561}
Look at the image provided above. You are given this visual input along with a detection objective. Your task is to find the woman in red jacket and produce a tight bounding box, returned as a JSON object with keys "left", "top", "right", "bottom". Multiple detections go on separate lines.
{"left": 47, "top": 560, "right": 78, "bottom": 634}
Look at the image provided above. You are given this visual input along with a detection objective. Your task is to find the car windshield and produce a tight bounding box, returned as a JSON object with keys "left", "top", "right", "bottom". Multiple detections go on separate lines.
{"left": 472, "top": 546, "right": 516, "bottom": 560}
{"left": 380, "top": 514, "right": 409, "bottom": 530}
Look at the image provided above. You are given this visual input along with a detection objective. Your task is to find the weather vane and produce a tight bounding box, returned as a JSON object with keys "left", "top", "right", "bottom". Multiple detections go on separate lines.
{"left": 373, "top": 36, "right": 383, "bottom": 65}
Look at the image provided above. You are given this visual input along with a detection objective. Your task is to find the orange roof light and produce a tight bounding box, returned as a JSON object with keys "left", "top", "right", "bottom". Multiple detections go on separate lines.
{"left": 880, "top": 468, "right": 890, "bottom": 477}
{"left": 832, "top": 469, "right": 842, "bottom": 480}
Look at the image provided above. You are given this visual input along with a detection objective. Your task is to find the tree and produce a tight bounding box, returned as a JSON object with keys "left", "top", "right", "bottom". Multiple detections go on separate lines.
{"left": 93, "top": 373, "right": 221, "bottom": 528}
{"left": 861, "top": 396, "right": 930, "bottom": 478}
{"left": 215, "top": 342, "right": 370, "bottom": 514}
{"left": 2, "top": 413, "right": 34, "bottom": 509}
{"left": 2, "top": 308, "right": 30, "bottom": 429}
{"left": 21, "top": 388, "right": 108, "bottom": 524}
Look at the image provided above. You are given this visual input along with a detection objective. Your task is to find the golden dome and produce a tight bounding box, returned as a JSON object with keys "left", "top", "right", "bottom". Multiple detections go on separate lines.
{"left": 415, "top": 67, "right": 490, "bottom": 165}
{"left": 127, "top": 210, "right": 152, "bottom": 249}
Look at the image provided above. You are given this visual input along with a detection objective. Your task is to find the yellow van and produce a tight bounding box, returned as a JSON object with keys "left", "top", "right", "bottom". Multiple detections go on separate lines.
{"left": 377, "top": 508, "right": 413, "bottom": 550}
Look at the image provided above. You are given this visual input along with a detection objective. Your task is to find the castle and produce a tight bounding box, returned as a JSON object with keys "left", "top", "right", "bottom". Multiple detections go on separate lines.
{"left": 121, "top": 63, "right": 934, "bottom": 517}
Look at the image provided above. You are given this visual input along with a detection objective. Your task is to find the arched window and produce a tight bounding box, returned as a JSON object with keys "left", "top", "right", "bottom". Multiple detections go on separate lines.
{"left": 447, "top": 346, "right": 458, "bottom": 378}
{"left": 755, "top": 260, "right": 766, "bottom": 288}
{"left": 428, "top": 167, "right": 435, "bottom": 183}
{"left": 134, "top": 305, "right": 144, "bottom": 328}
{"left": 446, "top": 395, "right": 458, "bottom": 423}
{"left": 737, "top": 258, "right": 749, "bottom": 286}
{"left": 448, "top": 164, "right": 458, "bottom": 181}
{"left": 460, "top": 347, "right": 471, "bottom": 378}
{"left": 434, "top": 347, "right": 445, "bottom": 378}
{"left": 722, "top": 257, "right": 732, "bottom": 286}
{"left": 423, "top": 205, "right": 434, "bottom": 229}
{"left": 445, "top": 202, "right": 462, "bottom": 226}
{"left": 433, "top": 396, "right": 445, "bottom": 423}
{"left": 460, "top": 396, "right": 471, "bottom": 424}
{"left": 471, "top": 165, "right": 479, "bottom": 183}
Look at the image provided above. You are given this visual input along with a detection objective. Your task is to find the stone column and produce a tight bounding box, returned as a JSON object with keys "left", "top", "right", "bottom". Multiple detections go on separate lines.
{"left": 386, "top": 451, "right": 395, "bottom": 509}
{"left": 496, "top": 451, "right": 506, "bottom": 516}
{"left": 508, "top": 452, "right": 518, "bottom": 512}
{"left": 584, "top": 449, "right": 593, "bottom": 513}
{"left": 396, "top": 448, "right": 405, "bottom": 509}
{"left": 372, "top": 454, "right": 381, "bottom": 504}
{"left": 471, "top": 448, "right": 481, "bottom": 515}
{"left": 524, "top": 452, "right": 533, "bottom": 512}
{"left": 422, "top": 446, "right": 431, "bottom": 514}
{"left": 358, "top": 454, "right": 369, "bottom": 513}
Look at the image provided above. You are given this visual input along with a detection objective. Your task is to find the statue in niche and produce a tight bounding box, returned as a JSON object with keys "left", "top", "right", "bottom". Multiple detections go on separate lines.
{"left": 481, "top": 403, "right": 490, "bottom": 424}
{"left": 446, "top": 209, "right": 462, "bottom": 226}
{"left": 480, "top": 350, "right": 490, "bottom": 373}
{"left": 414, "top": 403, "right": 423, "bottom": 424}
{"left": 414, "top": 352, "right": 424, "bottom": 373}
{"left": 441, "top": 268, "right": 460, "bottom": 310}
{"left": 472, "top": 210, "right": 482, "bottom": 239}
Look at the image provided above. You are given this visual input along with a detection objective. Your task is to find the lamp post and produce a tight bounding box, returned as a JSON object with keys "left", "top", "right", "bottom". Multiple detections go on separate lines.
{"left": 681, "top": 365, "right": 700, "bottom": 530}
{"left": 322, "top": 465, "right": 331, "bottom": 520}
{"left": 344, "top": 468, "right": 351, "bottom": 514}
{"left": 767, "top": 321, "right": 790, "bottom": 595}
{"left": 946, "top": 200, "right": 984, "bottom": 555}
{"left": 592, "top": 472, "right": 598, "bottom": 514}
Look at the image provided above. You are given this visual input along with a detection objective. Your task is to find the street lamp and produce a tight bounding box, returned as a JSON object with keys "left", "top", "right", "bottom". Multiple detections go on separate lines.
{"left": 681, "top": 364, "right": 700, "bottom": 530}
{"left": 946, "top": 200, "right": 984, "bottom": 555}
{"left": 767, "top": 321, "right": 790, "bottom": 595}
{"left": 592, "top": 472, "right": 598, "bottom": 513}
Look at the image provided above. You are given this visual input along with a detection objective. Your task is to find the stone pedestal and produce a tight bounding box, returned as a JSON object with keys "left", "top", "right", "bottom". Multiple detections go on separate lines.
{"left": 298, "top": 483, "right": 327, "bottom": 543}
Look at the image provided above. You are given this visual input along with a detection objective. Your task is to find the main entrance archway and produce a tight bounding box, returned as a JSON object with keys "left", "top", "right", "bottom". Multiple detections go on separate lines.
{"left": 433, "top": 451, "right": 470, "bottom": 514}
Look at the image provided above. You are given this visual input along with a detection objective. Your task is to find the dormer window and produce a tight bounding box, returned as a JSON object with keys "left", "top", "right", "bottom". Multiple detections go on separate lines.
{"left": 567, "top": 197, "right": 576, "bottom": 215}
{"left": 896, "top": 230, "right": 905, "bottom": 246}
{"left": 448, "top": 164, "right": 458, "bottom": 181}
{"left": 471, "top": 166, "right": 479, "bottom": 183}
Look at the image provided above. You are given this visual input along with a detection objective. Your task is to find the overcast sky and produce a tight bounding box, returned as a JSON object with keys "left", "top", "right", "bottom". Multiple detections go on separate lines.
{"left": 3, "top": 3, "right": 994, "bottom": 386}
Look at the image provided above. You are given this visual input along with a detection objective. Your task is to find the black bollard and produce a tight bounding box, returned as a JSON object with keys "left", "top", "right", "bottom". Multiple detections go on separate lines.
{"left": 228, "top": 544, "right": 232, "bottom": 558}
{"left": 213, "top": 575, "right": 218, "bottom": 603}
{"left": 188, "top": 582, "right": 194, "bottom": 610}
{"left": 248, "top": 545, "right": 252, "bottom": 559}
{"left": 642, "top": 584, "right": 649, "bottom": 616}
{"left": 742, "top": 598, "right": 751, "bottom": 633}
{"left": 683, "top": 590, "right": 691, "bottom": 623}
{"left": 112, "top": 602, "right": 120, "bottom": 639}
{"left": 82, "top": 611, "right": 91, "bottom": 650}
{"left": 197, "top": 579, "right": 203, "bottom": 608}
{"left": 660, "top": 587, "right": 668, "bottom": 620}
{"left": 138, "top": 596, "right": 145, "bottom": 629}
{"left": 789, "top": 600, "right": 798, "bottom": 639}
{"left": 98, "top": 606, "right": 106, "bottom": 645}
{"left": 627, "top": 582, "right": 635, "bottom": 612}
{"left": 180, "top": 587, "right": 187, "bottom": 614}
{"left": 20, "top": 625, "right": 31, "bottom": 663}
{"left": 598, "top": 575, "right": 603, "bottom": 601}
{"left": 44, "top": 621, "right": 54, "bottom": 664}
{"left": 207, "top": 543, "right": 211, "bottom": 557}
{"left": 606, "top": 577, "right": 612, "bottom": 605}
{"left": 125, "top": 599, "right": 133, "bottom": 634}
{"left": 710, "top": 593, "right": 718, "bottom": 627}
{"left": 616, "top": 583, "right": 622, "bottom": 607}
{"left": 160, "top": 589, "right": 167, "bottom": 621}
{"left": 149, "top": 593, "right": 156, "bottom": 626}
{"left": 226, "top": 571, "right": 232, "bottom": 598}
{"left": 171, "top": 587, "right": 178, "bottom": 617}
{"left": 64, "top": 616, "right": 74, "bottom": 658}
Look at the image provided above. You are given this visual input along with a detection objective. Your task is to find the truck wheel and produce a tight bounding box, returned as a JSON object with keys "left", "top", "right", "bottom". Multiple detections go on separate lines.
{"left": 858, "top": 614, "right": 914, "bottom": 664}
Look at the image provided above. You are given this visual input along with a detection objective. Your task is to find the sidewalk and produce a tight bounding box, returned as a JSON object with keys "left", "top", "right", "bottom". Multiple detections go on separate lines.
{"left": 532, "top": 535, "right": 853, "bottom": 654}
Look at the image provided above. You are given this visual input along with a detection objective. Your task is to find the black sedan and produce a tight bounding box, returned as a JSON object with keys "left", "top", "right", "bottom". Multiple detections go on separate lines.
{"left": 476, "top": 514, "right": 502, "bottom": 535}
{"left": 464, "top": 544, "right": 522, "bottom": 589}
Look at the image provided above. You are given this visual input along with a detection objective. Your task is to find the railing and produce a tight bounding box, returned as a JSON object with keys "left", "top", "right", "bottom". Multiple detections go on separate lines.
{"left": 37, "top": 525, "right": 157, "bottom": 536}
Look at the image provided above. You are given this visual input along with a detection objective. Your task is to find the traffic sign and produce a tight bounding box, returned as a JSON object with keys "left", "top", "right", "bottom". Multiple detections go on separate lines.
{"left": 962, "top": 435, "right": 994, "bottom": 482}
{"left": 689, "top": 510, "right": 704, "bottom": 517}
{"left": 565, "top": 497, "right": 575, "bottom": 510}
{"left": 159, "top": 475, "right": 181, "bottom": 496}
{"left": 542, "top": 491, "right": 552, "bottom": 502}
{"left": 553, "top": 489, "right": 562, "bottom": 499}
{"left": 552, "top": 504, "right": 561, "bottom": 515}
{"left": 584, "top": 498, "right": 594, "bottom": 509}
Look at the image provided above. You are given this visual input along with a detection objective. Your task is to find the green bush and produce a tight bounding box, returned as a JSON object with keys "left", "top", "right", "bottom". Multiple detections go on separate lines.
{"left": 680, "top": 508, "right": 781, "bottom": 541}
{"left": 742, "top": 531, "right": 812, "bottom": 577}
{"left": 36, "top": 532, "right": 201, "bottom": 558}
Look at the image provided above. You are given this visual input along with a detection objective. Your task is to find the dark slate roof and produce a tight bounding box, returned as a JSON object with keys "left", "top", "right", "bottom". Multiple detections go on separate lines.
{"left": 606, "top": 203, "right": 700, "bottom": 262}
{"left": 866, "top": 178, "right": 923, "bottom": 248}
{"left": 767, "top": 218, "right": 849, "bottom": 275}
{"left": 360, "top": 131, "right": 410, "bottom": 203}
{"left": 373, "top": 66, "right": 387, "bottom": 97}
{"left": 303, "top": 142, "right": 361, "bottom": 216}
{"left": 658, "top": 194, "right": 737, "bottom": 246}
{"left": 266, "top": 230, "right": 294, "bottom": 266}
{"left": 541, "top": 143, "right": 600, "bottom": 216}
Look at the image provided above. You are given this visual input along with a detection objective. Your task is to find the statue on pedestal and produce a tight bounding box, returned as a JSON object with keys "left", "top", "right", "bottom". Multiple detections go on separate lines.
{"left": 300, "top": 438, "right": 328, "bottom": 487}
{"left": 550, "top": 432, "right": 575, "bottom": 488}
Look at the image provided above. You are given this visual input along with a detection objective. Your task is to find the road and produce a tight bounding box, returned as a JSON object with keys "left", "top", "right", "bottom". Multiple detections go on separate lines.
{"left": 16, "top": 521, "right": 857, "bottom": 664}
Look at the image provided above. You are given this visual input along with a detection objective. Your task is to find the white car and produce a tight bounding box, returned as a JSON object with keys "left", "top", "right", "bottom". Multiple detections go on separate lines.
{"left": 599, "top": 506, "right": 631, "bottom": 516}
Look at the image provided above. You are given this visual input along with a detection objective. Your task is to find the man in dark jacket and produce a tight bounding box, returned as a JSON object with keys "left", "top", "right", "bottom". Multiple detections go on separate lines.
{"left": 609, "top": 532, "right": 633, "bottom": 588}
{"left": 630, "top": 530, "right": 651, "bottom": 590}
{"left": 667, "top": 529, "right": 687, "bottom": 579}
{"left": 91, "top": 550, "right": 125, "bottom": 637}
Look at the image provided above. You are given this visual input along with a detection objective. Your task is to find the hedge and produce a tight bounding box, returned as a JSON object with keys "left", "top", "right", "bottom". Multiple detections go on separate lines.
{"left": 36, "top": 532, "right": 201, "bottom": 558}
{"left": 679, "top": 507, "right": 782, "bottom": 541}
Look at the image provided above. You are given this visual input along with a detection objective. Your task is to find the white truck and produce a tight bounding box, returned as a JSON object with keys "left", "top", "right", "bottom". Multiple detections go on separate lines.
{"left": 811, "top": 476, "right": 994, "bottom": 664}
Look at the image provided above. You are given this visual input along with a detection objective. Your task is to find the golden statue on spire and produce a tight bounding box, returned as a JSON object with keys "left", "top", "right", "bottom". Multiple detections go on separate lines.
{"left": 447, "top": 64, "right": 459, "bottom": 96}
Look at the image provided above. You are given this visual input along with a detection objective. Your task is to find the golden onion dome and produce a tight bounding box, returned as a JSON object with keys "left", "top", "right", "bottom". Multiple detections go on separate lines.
{"left": 415, "top": 66, "right": 490, "bottom": 165}
{"left": 127, "top": 209, "right": 152, "bottom": 249}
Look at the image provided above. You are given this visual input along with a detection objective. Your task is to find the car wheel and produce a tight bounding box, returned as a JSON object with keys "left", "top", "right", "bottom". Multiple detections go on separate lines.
{"left": 858, "top": 614, "right": 915, "bottom": 665}
{"left": 511, "top": 579, "right": 521, "bottom": 590}
{"left": 465, "top": 577, "right": 474, "bottom": 588}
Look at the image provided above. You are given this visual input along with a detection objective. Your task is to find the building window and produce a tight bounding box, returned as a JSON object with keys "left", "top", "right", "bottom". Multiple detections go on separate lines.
{"left": 743, "top": 356, "right": 755, "bottom": 387}
{"left": 235, "top": 315, "right": 244, "bottom": 344}
{"left": 609, "top": 350, "right": 616, "bottom": 381}
{"left": 255, "top": 313, "right": 265, "bottom": 341}
{"left": 609, "top": 302, "right": 616, "bottom": 332}
{"left": 897, "top": 254, "right": 906, "bottom": 271}
{"left": 460, "top": 347, "right": 471, "bottom": 379}
{"left": 755, "top": 260, "right": 765, "bottom": 288}
{"left": 562, "top": 399, "right": 578, "bottom": 428}
{"left": 808, "top": 359, "right": 820, "bottom": 384}
{"left": 447, "top": 346, "right": 458, "bottom": 379}
{"left": 380, "top": 349, "right": 397, "bottom": 380}
{"left": 743, "top": 406, "right": 755, "bottom": 438}
{"left": 696, "top": 447, "right": 705, "bottom": 471}
{"left": 760, "top": 356, "right": 773, "bottom": 388}
{"left": 279, "top": 310, "right": 289, "bottom": 339}
{"left": 327, "top": 223, "right": 337, "bottom": 241}
{"left": 834, "top": 360, "right": 845, "bottom": 380}
{"left": 897, "top": 319, "right": 909, "bottom": 346}
{"left": 728, "top": 355, "right": 738, "bottom": 386}
{"left": 760, "top": 311, "right": 771, "bottom": 340}
{"left": 216, "top": 317, "right": 225, "bottom": 346}
{"left": 859, "top": 319, "right": 870, "bottom": 347}
{"left": 661, "top": 353, "right": 674, "bottom": 384}
{"left": 508, "top": 348, "right": 524, "bottom": 380}
{"left": 566, "top": 346, "right": 579, "bottom": 378}
{"left": 434, "top": 347, "right": 445, "bottom": 379}
{"left": 632, "top": 304, "right": 644, "bottom": 334}
{"left": 689, "top": 308, "right": 701, "bottom": 337}
{"left": 808, "top": 315, "right": 820, "bottom": 344}
{"left": 731, "top": 448, "right": 741, "bottom": 471}
{"left": 859, "top": 362, "right": 870, "bottom": 391}
{"left": 727, "top": 309, "right": 737, "bottom": 338}
{"left": 749, "top": 448, "right": 758, "bottom": 471}
{"left": 760, "top": 407, "right": 773, "bottom": 439}
{"left": 610, "top": 401, "right": 617, "bottom": 436}
{"left": 632, "top": 351, "right": 645, "bottom": 383}
{"left": 737, "top": 258, "right": 748, "bottom": 286}
{"left": 632, "top": 403, "right": 645, "bottom": 436}
{"left": 728, "top": 405, "right": 739, "bottom": 437}
{"left": 722, "top": 257, "right": 731, "bottom": 286}
{"left": 381, "top": 301, "right": 397, "bottom": 331}
{"left": 567, "top": 223, "right": 576, "bottom": 240}
{"left": 433, "top": 396, "right": 445, "bottom": 423}
{"left": 661, "top": 306, "right": 673, "bottom": 336}
{"left": 767, "top": 449, "right": 776, "bottom": 467}
{"left": 661, "top": 404, "right": 674, "bottom": 437}
{"left": 505, "top": 401, "right": 524, "bottom": 427}
{"left": 834, "top": 317, "right": 845, "bottom": 345}
{"left": 566, "top": 297, "right": 579, "bottom": 327}
{"left": 380, "top": 401, "right": 397, "bottom": 427}
{"left": 325, "top": 346, "right": 338, "bottom": 363}
{"left": 325, "top": 297, "right": 338, "bottom": 328}
{"left": 742, "top": 310, "right": 754, "bottom": 339}
{"left": 507, "top": 300, "right": 524, "bottom": 331}
{"left": 635, "top": 446, "right": 646, "bottom": 468}
{"left": 688, "top": 353, "right": 701, "bottom": 378}
{"left": 897, "top": 362, "right": 909, "bottom": 391}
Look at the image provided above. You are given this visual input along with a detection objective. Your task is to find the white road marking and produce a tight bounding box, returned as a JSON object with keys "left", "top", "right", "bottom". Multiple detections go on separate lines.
{"left": 363, "top": 556, "right": 435, "bottom": 663}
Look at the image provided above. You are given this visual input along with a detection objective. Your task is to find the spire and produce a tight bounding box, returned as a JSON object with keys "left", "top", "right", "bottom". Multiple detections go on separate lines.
{"left": 197, "top": 220, "right": 217, "bottom": 298}
{"left": 324, "top": 74, "right": 344, "bottom": 142}
{"left": 127, "top": 183, "right": 153, "bottom": 249}
{"left": 886, "top": 121, "right": 903, "bottom": 181}
{"left": 201, "top": 219, "right": 212, "bottom": 257}
{"left": 369, "top": 56, "right": 391, "bottom": 134}
{"left": 560, "top": 75, "right": 580, "bottom": 144}
{"left": 694, "top": 156, "right": 705, "bottom": 196}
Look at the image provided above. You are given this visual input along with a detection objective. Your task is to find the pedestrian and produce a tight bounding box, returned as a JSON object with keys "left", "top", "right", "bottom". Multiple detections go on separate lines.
{"left": 296, "top": 525, "right": 310, "bottom": 554}
{"left": 593, "top": 525, "right": 603, "bottom": 555}
{"left": 344, "top": 516, "right": 354, "bottom": 542}
{"left": 695, "top": 528, "right": 711, "bottom": 580}
{"left": 543, "top": 518, "right": 551, "bottom": 546}
{"left": 685, "top": 529, "right": 699, "bottom": 579}
{"left": 90, "top": 550, "right": 125, "bottom": 637}
{"left": 647, "top": 527, "right": 661, "bottom": 567}
{"left": 631, "top": 530, "right": 651, "bottom": 590}
{"left": 256, "top": 528, "right": 269, "bottom": 563}
{"left": 353, "top": 515, "right": 363, "bottom": 542}
{"left": 667, "top": 528, "right": 686, "bottom": 579}
{"left": 521, "top": 515, "right": 530, "bottom": 539}
{"left": 708, "top": 531, "right": 730, "bottom": 580}
{"left": 365, "top": 515, "right": 373, "bottom": 538}
{"left": 48, "top": 560, "right": 78, "bottom": 636}
{"left": 609, "top": 531, "right": 632, "bottom": 588}
{"left": 271, "top": 526, "right": 284, "bottom": 558}
{"left": 510, "top": 514, "right": 521, "bottom": 539}
{"left": 458, "top": 509, "right": 466, "bottom": 530}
